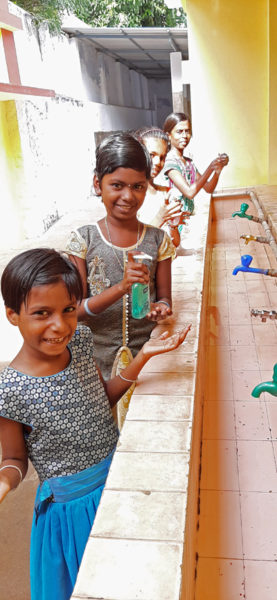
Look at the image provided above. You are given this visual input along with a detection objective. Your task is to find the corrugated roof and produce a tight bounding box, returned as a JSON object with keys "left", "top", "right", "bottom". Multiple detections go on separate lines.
{"left": 62, "top": 24, "right": 188, "bottom": 79}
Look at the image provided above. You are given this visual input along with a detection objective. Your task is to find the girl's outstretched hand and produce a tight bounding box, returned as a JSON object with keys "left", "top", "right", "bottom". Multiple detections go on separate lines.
{"left": 142, "top": 326, "right": 191, "bottom": 358}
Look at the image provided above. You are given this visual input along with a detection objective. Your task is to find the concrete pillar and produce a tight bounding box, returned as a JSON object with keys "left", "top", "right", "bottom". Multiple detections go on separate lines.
{"left": 140, "top": 74, "right": 150, "bottom": 110}
{"left": 130, "top": 70, "right": 143, "bottom": 108}
{"left": 97, "top": 52, "right": 108, "bottom": 105}
{"left": 170, "top": 51, "right": 183, "bottom": 112}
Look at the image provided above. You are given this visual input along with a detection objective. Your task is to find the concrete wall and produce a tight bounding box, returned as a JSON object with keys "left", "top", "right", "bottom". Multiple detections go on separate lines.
{"left": 0, "top": 3, "right": 157, "bottom": 246}
{"left": 148, "top": 77, "right": 173, "bottom": 128}
{"left": 180, "top": 0, "right": 277, "bottom": 188}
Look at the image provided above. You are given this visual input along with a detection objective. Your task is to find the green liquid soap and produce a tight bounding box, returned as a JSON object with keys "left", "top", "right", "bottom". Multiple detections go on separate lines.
{"left": 131, "top": 252, "right": 152, "bottom": 320}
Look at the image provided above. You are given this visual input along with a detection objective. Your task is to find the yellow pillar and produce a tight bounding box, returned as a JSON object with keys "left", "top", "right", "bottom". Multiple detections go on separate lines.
{"left": 269, "top": 0, "right": 277, "bottom": 184}
{"left": 0, "top": 100, "right": 25, "bottom": 247}
{"left": 183, "top": 0, "right": 276, "bottom": 187}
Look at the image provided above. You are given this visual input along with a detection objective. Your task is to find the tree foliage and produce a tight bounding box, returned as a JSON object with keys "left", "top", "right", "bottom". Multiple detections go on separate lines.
{"left": 13, "top": 0, "right": 186, "bottom": 32}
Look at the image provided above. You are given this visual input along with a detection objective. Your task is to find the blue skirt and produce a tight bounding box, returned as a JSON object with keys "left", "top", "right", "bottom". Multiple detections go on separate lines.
{"left": 30, "top": 451, "right": 114, "bottom": 600}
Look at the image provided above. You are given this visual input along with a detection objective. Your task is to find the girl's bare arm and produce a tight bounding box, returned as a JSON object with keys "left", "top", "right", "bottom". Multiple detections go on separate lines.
{"left": 68, "top": 254, "right": 149, "bottom": 318}
{"left": 0, "top": 418, "right": 28, "bottom": 503}
{"left": 147, "top": 257, "right": 172, "bottom": 321}
{"left": 200, "top": 154, "right": 229, "bottom": 193}
{"left": 104, "top": 326, "right": 191, "bottom": 407}
{"left": 167, "top": 162, "right": 214, "bottom": 199}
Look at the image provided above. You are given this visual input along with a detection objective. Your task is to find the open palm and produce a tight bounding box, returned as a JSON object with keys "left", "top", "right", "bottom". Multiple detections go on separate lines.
{"left": 143, "top": 325, "right": 191, "bottom": 358}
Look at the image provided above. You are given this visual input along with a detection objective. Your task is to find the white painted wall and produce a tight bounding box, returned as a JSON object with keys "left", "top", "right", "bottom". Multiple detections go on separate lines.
{"left": 2, "top": 3, "right": 158, "bottom": 243}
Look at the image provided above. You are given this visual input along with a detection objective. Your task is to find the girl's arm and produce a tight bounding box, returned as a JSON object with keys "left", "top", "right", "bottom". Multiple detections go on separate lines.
{"left": 0, "top": 418, "right": 28, "bottom": 503}
{"left": 147, "top": 257, "right": 172, "bottom": 321}
{"left": 199, "top": 154, "right": 229, "bottom": 194}
{"left": 167, "top": 162, "right": 215, "bottom": 200}
{"left": 167, "top": 153, "right": 229, "bottom": 200}
{"left": 104, "top": 326, "right": 191, "bottom": 407}
{"left": 68, "top": 254, "right": 149, "bottom": 319}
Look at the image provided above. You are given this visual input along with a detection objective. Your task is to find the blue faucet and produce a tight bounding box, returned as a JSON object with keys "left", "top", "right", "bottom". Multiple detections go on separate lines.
{"left": 232, "top": 255, "right": 269, "bottom": 276}
{"left": 252, "top": 364, "right": 277, "bottom": 398}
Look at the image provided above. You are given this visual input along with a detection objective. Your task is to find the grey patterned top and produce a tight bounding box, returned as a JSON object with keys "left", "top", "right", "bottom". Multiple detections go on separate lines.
{"left": 65, "top": 223, "right": 175, "bottom": 380}
{"left": 0, "top": 326, "right": 119, "bottom": 482}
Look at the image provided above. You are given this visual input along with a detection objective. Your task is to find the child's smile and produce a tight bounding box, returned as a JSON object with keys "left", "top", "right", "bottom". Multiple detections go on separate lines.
{"left": 142, "top": 138, "right": 168, "bottom": 180}
{"left": 94, "top": 167, "right": 148, "bottom": 221}
{"left": 7, "top": 281, "right": 78, "bottom": 370}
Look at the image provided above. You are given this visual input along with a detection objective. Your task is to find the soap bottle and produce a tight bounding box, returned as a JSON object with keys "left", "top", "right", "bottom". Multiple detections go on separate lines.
{"left": 131, "top": 252, "right": 152, "bottom": 319}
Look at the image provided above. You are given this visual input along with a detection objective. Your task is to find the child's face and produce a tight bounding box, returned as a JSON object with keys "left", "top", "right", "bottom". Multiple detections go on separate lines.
{"left": 94, "top": 167, "right": 148, "bottom": 221}
{"left": 143, "top": 138, "right": 168, "bottom": 180}
{"left": 169, "top": 120, "right": 192, "bottom": 151}
{"left": 7, "top": 281, "right": 78, "bottom": 361}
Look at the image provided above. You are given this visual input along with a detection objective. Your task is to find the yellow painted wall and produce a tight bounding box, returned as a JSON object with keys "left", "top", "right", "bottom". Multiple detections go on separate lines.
{"left": 183, "top": 0, "right": 276, "bottom": 187}
{"left": 0, "top": 100, "right": 25, "bottom": 248}
{"left": 269, "top": 0, "right": 277, "bottom": 184}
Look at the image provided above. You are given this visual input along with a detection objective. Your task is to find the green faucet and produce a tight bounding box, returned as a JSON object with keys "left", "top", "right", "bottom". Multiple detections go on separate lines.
{"left": 251, "top": 364, "right": 277, "bottom": 397}
{"left": 232, "top": 203, "right": 262, "bottom": 223}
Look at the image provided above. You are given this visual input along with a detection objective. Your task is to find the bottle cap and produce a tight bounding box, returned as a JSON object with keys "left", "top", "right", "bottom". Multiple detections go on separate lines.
{"left": 132, "top": 252, "right": 152, "bottom": 261}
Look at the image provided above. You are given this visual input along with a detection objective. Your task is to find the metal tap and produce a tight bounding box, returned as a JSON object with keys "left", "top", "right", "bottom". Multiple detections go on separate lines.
{"left": 240, "top": 234, "right": 269, "bottom": 245}
{"left": 251, "top": 309, "right": 277, "bottom": 322}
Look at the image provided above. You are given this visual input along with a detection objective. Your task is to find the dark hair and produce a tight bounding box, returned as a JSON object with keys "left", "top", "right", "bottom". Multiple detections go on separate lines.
{"left": 136, "top": 127, "right": 170, "bottom": 152}
{"left": 1, "top": 248, "right": 83, "bottom": 313}
{"left": 163, "top": 112, "right": 191, "bottom": 134}
{"left": 95, "top": 132, "right": 151, "bottom": 182}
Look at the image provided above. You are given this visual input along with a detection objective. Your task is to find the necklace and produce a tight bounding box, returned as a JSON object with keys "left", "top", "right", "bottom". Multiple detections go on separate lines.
{"left": 104, "top": 216, "right": 141, "bottom": 348}
{"left": 104, "top": 216, "right": 141, "bottom": 271}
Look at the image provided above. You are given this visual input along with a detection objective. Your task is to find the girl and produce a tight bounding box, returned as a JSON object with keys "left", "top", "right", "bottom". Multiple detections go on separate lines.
{"left": 65, "top": 133, "right": 176, "bottom": 425}
{"left": 163, "top": 112, "right": 229, "bottom": 214}
{"left": 136, "top": 127, "right": 189, "bottom": 248}
{"left": 0, "top": 247, "right": 191, "bottom": 600}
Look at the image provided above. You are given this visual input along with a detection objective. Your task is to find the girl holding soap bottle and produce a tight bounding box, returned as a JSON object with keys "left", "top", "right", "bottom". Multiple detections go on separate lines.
{"left": 65, "top": 133, "right": 176, "bottom": 425}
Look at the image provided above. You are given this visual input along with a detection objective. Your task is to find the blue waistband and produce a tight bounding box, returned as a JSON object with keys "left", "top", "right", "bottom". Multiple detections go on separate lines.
{"left": 35, "top": 450, "right": 114, "bottom": 510}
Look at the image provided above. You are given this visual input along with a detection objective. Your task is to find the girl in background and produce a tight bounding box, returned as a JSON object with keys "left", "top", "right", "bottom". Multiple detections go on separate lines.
{"left": 137, "top": 127, "right": 189, "bottom": 247}
{"left": 163, "top": 112, "right": 229, "bottom": 215}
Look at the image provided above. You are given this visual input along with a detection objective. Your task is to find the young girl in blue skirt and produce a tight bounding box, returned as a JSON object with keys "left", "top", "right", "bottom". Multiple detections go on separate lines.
{"left": 0, "top": 248, "right": 190, "bottom": 600}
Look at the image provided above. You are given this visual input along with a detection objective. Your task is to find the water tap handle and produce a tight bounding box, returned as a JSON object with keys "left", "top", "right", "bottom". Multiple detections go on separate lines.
{"left": 232, "top": 203, "right": 253, "bottom": 220}
{"left": 240, "top": 234, "right": 256, "bottom": 245}
{"left": 232, "top": 203, "right": 262, "bottom": 223}
{"left": 252, "top": 364, "right": 277, "bottom": 397}
{"left": 232, "top": 254, "right": 269, "bottom": 276}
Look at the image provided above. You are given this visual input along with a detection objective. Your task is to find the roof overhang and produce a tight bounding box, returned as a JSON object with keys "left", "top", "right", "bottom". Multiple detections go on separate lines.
{"left": 62, "top": 23, "right": 188, "bottom": 79}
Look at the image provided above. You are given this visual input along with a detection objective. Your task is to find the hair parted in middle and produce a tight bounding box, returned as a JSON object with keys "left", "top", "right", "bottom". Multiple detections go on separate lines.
{"left": 163, "top": 112, "right": 191, "bottom": 135}
{"left": 95, "top": 132, "right": 152, "bottom": 183}
{"left": 135, "top": 127, "right": 170, "bottom": 152}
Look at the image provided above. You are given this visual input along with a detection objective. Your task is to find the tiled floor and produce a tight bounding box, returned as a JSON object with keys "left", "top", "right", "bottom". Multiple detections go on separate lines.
{"left": 195, "top": 198, "right": 277, "bottom": 600}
